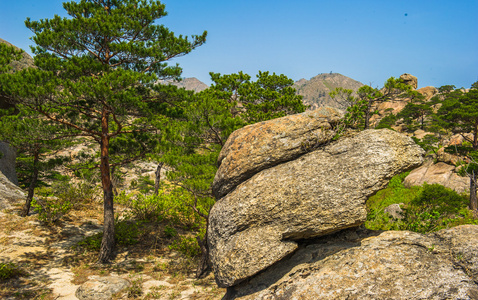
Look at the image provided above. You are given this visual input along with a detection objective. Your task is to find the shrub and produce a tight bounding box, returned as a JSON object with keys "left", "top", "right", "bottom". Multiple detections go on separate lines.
{"left": 117, "top": 188, "right": 207, "bottom": 229}
{"left": 32, "top": 197, "right": 73, "bottom": 224}
{"left": 75, "top": 220, "right": 141, "bottom": 252}
{"left": 0, "top": 263, "right": 25, "bottom": 280}
{"left": 169, "top": 236, "right": 200, "bottom": 258}
{"left": 404, "top": 183, "right": 471, "bottom": 233}
{"left": 33, "top": 180, "right": 98, "bottom": 224}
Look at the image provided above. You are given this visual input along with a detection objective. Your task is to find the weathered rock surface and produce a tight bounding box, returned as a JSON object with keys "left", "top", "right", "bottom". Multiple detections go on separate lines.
{"left": 212, "top": 107, "right": 342, "bottom": 199}
{"left": 417, "top": 86, "right": 438, "bottom": 100}
{"left": 209, "top": 129, "right": 424, "bottom": 287}
{"left": 0, "top": 172, "right": 24, "bottom": 209}
{"left": 0, "top": 141, "right": 19, "bottom": 185}
{"left": 400, "top": 73, "right": 418, "bottom": 89}
{"left": 227, "top": 226, "right": 478, "bottom": 300}
{"left": 75, "top": 276, "right": 130, "bottom": 300}
{"left": 404, "top": 161, "right": 469, "bottom": 193}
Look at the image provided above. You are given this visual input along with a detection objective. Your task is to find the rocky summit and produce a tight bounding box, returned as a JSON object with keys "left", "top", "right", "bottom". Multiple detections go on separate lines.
{"left": 208, "top": 111, "right": 425, "bottom": 288}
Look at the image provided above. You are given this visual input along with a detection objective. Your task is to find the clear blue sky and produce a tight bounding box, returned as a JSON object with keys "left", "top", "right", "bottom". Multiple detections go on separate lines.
{"left": 1, "top": 0, "right": 477, "bottom": 89}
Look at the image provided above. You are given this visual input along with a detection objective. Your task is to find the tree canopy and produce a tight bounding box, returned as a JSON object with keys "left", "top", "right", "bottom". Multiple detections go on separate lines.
{"left": 2, "top": 0, "right": 207, "bottom": 263}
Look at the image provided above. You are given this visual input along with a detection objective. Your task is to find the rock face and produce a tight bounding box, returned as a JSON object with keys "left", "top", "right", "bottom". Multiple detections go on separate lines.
{"left": 0, "top": 142, "right": 19, "bottom": 185}
{"left": 404, "top": 161, "right": 469, "bottom": 193}
{"left": 400, "top": 73, "right": 418, "bottom": 89}
{"left": 417, "top": 86, "right": 438, "bottom": 100}
{"left": 227, "top": 226, "right": 478, "bottom": 300}
{"left": 0, "top": 172, "right": 24, "bottom": 210}
{"left": 75, "top": 276, "right": 130, "bottom": 300}
{"left": 209, "top": 128, "right": 424, "bottom": 287}
{"left": 293, "top": 73, "right": 364, "bottom": 110}
{"left": 213, "top": 107, "right": 342, "bottom": 199}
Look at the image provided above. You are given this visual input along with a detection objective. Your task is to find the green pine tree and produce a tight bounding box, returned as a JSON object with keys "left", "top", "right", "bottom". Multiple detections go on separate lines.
{"left": 2, "top": 0, "right": 206, "bottom": 263}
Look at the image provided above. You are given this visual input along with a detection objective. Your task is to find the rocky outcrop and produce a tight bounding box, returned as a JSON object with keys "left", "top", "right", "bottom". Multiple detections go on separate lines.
{"left": 76, "top": 276, "right": 130, "bottom": 300}
{"left": 0, "top": 172, "right": 24, "bottom": 209}
{"left": 404, "top": 161, "right": 469, "bottom": 193}
{"left": 209, "top": 128, "right": 424, "bottom": 287}
{"left": 400, "top": 73, "right": 418, "bottom": 89}
{"left": 0, "top": 142, "right": 18, "bottom": 185}
{"left": 417, "top": 86, "right": 438, "bottom": 100}
{"left": 227, "top": 226, "right": 478, "bottom": 300}
{"left": 213, "top": 107, "right": 342, "bottom": 199}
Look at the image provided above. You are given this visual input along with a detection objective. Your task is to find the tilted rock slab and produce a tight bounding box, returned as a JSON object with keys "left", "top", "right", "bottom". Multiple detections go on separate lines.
{"left": 212, "top": 107, "right": 341, "bottom": 199}
{"left": 227, "top": 226, "right": 478, "bottom": 300}
{"left": 208, "top": 129, "right": 424, "bottom": 287}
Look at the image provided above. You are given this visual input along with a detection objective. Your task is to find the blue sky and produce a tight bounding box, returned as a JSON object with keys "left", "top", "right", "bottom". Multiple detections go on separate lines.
{"left": 1, "top": 0, "right": 477, "bottom": 89}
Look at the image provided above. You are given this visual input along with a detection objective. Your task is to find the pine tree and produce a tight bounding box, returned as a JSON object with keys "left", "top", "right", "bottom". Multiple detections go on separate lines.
{"left": 2, "top": 0, "right": 206, "bottom": 263}
{"left": 437, "top": 86, "right": 478, "bottom": 210}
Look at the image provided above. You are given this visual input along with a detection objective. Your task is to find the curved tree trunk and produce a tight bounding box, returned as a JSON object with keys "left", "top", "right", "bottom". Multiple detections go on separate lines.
{"left": 98, "top": 110, "right": 115, "bottom": 263}
{"left": 21, "top": 149, "right": 39, "bottom": 217}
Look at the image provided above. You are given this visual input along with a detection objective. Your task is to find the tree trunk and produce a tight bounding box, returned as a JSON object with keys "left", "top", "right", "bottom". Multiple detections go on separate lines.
{"left": 98, "top": 109, "right": 115, "bottom": 264}
{"left": 470, "top": 171, "right": 477, "bottom": 211}
{"left": 21, "top": 149, "right": 39, "bottom": 217}
{"left": 364, "top": 100, "right": 371, "bottom": 129}
{"left": 154, "top": 162, "right": 163, "bottom": 195}
{"left": 196, "top": 218, "right": 211, "bottom": 279}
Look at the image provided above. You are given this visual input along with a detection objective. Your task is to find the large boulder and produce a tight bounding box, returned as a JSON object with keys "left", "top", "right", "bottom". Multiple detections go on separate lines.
{"left": 212, "top": 107, "right": 341, "bottom": 199}
{"left": 0, "top": 142, "right": 19, "bottom": 185}
{"left": 404, "top": 161, "right": 469, "bottom": 193}
{"left": 227, "top": 226, "right": 478, "bottom": 300}
{"left": 208, "top": 129, "right": 424, "bottom": 287}
{"left": 400, "top": 73, "right": 418, "bottom": 90}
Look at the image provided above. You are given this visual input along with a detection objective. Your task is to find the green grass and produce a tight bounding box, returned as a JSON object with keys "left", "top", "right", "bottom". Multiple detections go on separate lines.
{"left": 365, "top": 172, "right": 478, "bottom": 233}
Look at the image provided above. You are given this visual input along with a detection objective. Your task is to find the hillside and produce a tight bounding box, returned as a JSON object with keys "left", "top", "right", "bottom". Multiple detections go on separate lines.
{"left": 0, "top": 38, "right": 35, "bottom": 109}
{"left": 158, "top": 77, "right": 209, "bottom": 93}
{"left": 293, "top": 73, "right": 364, "bottom": 110}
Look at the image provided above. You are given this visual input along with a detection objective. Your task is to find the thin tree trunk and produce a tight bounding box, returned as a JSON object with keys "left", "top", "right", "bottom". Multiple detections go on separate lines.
{"left": 21, "top": 149, "right": 39, "bottom": 217}
{"left": 196, "top": 218, "right": 211, "bottom": 278}
{"left": 98, "top": 109, "right": 115, "bottom": 264}
{"left": 364, "top": 100, "right": 371, "bottom": 129}
{"left": 470, "top": 171, "right": 477, "bottom": 211}
{"left": 154, "top": 162, "right": 164, "bottom": 195}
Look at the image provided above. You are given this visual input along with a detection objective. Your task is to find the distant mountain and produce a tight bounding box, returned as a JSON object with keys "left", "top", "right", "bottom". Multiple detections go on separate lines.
{"left": 293, "top": 73, "right": 364, "bottom": 110}
{"left": 0, "top": 38, "right": 35, "bottom": 72}
{"left": 0, "top": 38, "right": 35, "bottom": 109}
{"left": 158, "top": 77, "right": 208, "bottom": 93}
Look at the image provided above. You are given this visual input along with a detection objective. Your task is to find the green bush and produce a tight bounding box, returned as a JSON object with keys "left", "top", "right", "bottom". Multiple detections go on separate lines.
{"left": 33, "top": 180, "right": 97, "bottom": 224}
{"left": 365, "top": 173, "right": 478, "bottom": 233}
{"left": 169, "top": 236, "right": 200, "bottom": 258}
{"left": 32, "top": 197, "right": 73, "bottom": 224}
{"left": 75, "top": 220, "right": 141, "bottom": 252}
{"left": 0, "top": 263, "right": 25, "bottom": 280}
{"left": 117, "top": 188, "right": 208, "bottom": 229}
{"left": 404, "top": 183, "right": 472, "bottom": 233}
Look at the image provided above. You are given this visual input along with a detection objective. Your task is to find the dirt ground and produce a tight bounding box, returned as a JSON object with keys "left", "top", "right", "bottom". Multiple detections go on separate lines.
{"left": 0, "top": 202, "right": 225, "bottom": 299}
